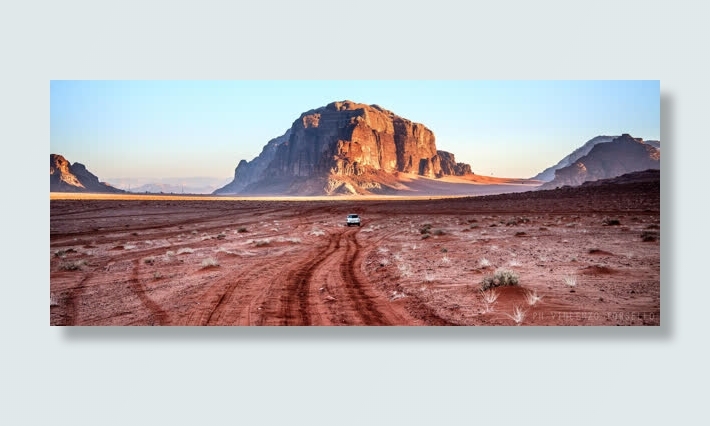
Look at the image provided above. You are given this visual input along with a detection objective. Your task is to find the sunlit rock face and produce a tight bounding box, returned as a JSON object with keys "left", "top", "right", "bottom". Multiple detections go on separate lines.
{"left": 215, "top": 100, "right": 474, "bottom": 195}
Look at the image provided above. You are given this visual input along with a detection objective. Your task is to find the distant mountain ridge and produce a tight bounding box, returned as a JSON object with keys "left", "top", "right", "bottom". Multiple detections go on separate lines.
{"left": 50, "top": 154, "right": 124, "bottom": 193}
{"left": 214, "top": 100, "right": 475, "bottom": 195}
{"left": 533, "top": 136, "right": 660, "bottom": 182}
{"left": 539, "top": 134, "right": 660, "bottom": 189}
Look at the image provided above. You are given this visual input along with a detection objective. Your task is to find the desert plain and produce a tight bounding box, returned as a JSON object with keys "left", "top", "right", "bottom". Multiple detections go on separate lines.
{"left": 50, "top": 175, "right": 660, "bottom": 326}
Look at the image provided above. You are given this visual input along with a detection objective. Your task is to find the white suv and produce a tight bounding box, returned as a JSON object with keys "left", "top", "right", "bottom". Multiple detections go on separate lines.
{"left": 346, "top": 214, "right": 361, "bottom": 227}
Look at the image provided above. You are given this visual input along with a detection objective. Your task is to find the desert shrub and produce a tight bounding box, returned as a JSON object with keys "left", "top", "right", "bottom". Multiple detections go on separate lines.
{"left": 562, "top": 275, "right": 577, "bottom": 287}
{"left": 176, "top": 247, "right": 194, "bottom": 255}
{"left": 524, "top": 289, "right": 542, "bottom": 306}
{"left": 479, "top": 258, "right": 491, "bottom": 268}
{"left": 61, "top": 260, "right": 85, "bottom": 271}
{"left": 481, "top": 268, "right": 520, "bottom": 290}
{"left": 441, "top": 248, "right": 448, "bottom": 253}
{"left": 201, "top": 257, "right": 219, "bottom": 268}
{"left": 216, "top": 233, "right": 226, "bottom": 240}
{"left": 254, "top": 239, "right": 271, "bottom": 247}
{"left": 602, "top": 217, "right": 621, "bottom": 226}
{"left": 432, "top": 229, "right": 446, "bottom": 236}
{"left": 480, "top": 288, "right": 500, "bottom": 312}
{"left": 421, "top": 234, "right": 430, "bottom": 240}
{"left": 237, "top": 227, "right": 248, "bottom": 233}
{"left": 419, "top": 224, "right": 432, "bottom": 234}
{"left": 54, "top": 248, "right": 77, "bottom": 257}
{"left": 143, "top": 256, "right": 155, "bottom": 265}
{"left": 515, "top": 231, "right": 526, "bottom": 237}
{"left": 641, "top": 231, "right": 659, "bottom": 242}
{"left": 506, "top": 306, "right": 527, "bottom": 325}
{"left": 489, "top": 224, "right": 498, "bottom": 228}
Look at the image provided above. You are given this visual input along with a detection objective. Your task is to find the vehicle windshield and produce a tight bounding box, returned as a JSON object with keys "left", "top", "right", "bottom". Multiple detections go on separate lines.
{"left": 348, "top": 215, "right": 359, "bottom": 218}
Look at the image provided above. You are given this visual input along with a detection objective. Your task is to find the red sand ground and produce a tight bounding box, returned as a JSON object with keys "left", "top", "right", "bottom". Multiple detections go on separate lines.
{"left": 50, "top": 180, "right": 660, "bottom": 326}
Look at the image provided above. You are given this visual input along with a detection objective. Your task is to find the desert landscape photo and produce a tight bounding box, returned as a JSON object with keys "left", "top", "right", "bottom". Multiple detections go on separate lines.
{"left": 50, "top": 81, "right": 661, "bottom": 326}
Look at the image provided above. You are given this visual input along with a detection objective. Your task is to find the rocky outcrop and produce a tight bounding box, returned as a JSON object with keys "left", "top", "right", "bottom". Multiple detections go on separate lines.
{"left": 214, "top": 130, "right": 291, "bottom": 194}
{"left": 533, "top": 135, "right": 661, "bottom": 181}
{"left": 436, "top": 150, "right": 473, "bottom": 176}
{"left": 539, "top": 134, "right": 660, "bottom": 189}
{"left": 214, "top": 100, "right": 475, "bottom": 195}
{"left": 50, "top": 154, "right": 124, "bottom": 193}
{"left": 533, "top": 136, "right": 617, "bottom": 181}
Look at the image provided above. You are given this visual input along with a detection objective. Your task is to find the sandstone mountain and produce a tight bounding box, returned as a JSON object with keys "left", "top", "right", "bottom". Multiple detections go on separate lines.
{"left": 214, "top": 101, "right": 474, "bottom": 195}
{"left": 534, "top": 135, "right": 661, "bottom": 182}
{"left": 533, "top": 136, "right": 617, "bottom": 181}
{"left": 50, "top": 154, "right": 124, "bottom": 193}
{"left": 539, "top": 134, "right": 660, "bottom": 190}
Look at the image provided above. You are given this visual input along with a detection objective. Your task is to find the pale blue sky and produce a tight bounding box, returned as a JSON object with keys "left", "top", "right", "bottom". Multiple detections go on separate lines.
{"left": 50, "top": 80, "right": 660, "bottom": 180}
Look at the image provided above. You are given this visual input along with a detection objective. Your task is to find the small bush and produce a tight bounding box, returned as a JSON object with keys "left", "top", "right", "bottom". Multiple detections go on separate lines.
{"left": 441, "top": 248, "right": 448, "bottom": 253}
{"left": 201, "top": 257, "right": 219, "bottom": 268}
{"left": 524, "top": 289, "right": 542, "bottom": 306}
{"left": 602, "top": 217, "right": 621, "bottom": 226}
{"left": 506, "top": 306, "right": 527, "bottom": 325}
{"left": 432, "top": 229, "right": 446, "bottom": 236}
{"left": 480, "top": 288, "right": 500, "bottom": 313}
{"left": 216, "top": 233, "right": 226, "bottom": 240}
{"left": 419, "top": 224, "right": 432, "bottom": 234}
{"left": 421, "top": 234, "right": 430, "bottom": 240}
{"left": 254, "top": 239, "right": 271, "bottom": 247}
{"left": 61, "top": 260, "right": 85, "bottom": 271}
{"left": 479, "top": 258, "right": 491, "bottom": 268}
{"left": 481, "top": 268, "right": 520, "bottom": 290}
{"left": 562, "top": 275, "right": 577, "bottom": 287}
{"left": 176, "top": 247, "right": 194, "bottom": 255}
{"left": 237, "top": 227, "right": 248, "bottom": 233}
{"left": 143, "top": 256, "right": 155, "bottom": 265}
{"left": 641, "top": 231, "right": 658, "bottom": 242}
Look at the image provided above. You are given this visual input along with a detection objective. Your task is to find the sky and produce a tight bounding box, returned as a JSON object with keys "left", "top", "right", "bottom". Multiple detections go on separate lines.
{"left": 50, "top": 80, "right": 660, "bottom": 183}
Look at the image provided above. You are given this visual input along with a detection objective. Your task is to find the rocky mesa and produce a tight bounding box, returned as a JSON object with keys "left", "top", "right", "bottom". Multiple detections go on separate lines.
{"left": 50, "top": 154, "right": 124, "bottom": 193}
{"left": 539, "top": 134, "right": 660, "bottom": 189}
{"left": 214, "top": 100, "right": 474, "bottom": 195}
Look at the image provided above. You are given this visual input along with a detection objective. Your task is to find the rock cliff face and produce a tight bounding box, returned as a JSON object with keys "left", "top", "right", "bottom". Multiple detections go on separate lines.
{"left": 215, "top": 100, "right": 474, "bottom": 195}
{"left": 539, "top": 134, "right": 660, "bottom": 189}
{"left": 215, "top": 130, "right": 291, "bottom": 194}
{"left": 50, "top": 154, "right": 124, "bottom": 193}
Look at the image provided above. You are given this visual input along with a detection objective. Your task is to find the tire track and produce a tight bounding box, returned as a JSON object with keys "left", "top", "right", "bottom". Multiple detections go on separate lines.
{"left": 339, "top": 230, "right": 390, "bottom": 325}
{"left": 279, "top": 232, "right": 341, "bottom": 325}
{"left": 128, "top": 259, "right": 169, "bottom": 325}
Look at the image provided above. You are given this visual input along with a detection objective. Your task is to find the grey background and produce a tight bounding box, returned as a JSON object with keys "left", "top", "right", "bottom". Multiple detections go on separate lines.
{"left": 1, "top": 0, "right": 705, "bottom": 424}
